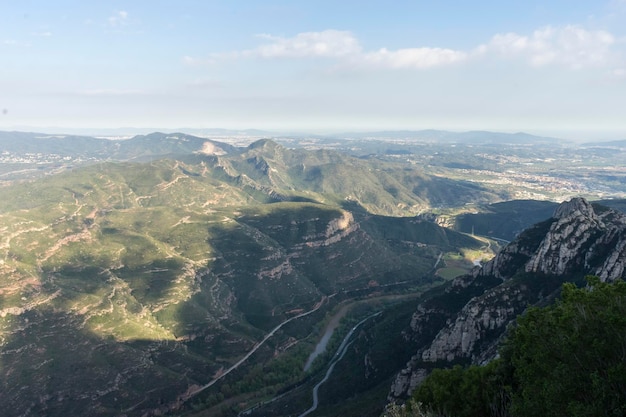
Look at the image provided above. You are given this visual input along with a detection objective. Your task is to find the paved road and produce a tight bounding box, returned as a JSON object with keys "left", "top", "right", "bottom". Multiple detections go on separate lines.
{"left": 182, "top": 296, "right": 328, "bottom": 402}
{"left": 298, "top": 311, "right": 382, "bottom": 417}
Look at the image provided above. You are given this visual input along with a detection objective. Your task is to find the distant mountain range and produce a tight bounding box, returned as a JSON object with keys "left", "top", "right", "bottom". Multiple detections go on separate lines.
{"left": 0, "top": 128, "right": 565, "bottom": 150}
{"left": 582, "top": 139, "right": 626, "bottom": 148}
{"left": 333, "top": 129, "right": 565, "bottom": 144}
{"left": 0, "top": 127, "right": 277, "bottom": 138}
{"left": 0, "top": 130, "right": 235, "bottom": 159}
{"left": 5, "top": 127, "right": 624, "bottom": 149}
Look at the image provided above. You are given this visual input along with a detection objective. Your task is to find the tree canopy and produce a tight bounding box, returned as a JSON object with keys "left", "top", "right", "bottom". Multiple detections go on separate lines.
{"left": 410, "top": 276, "right": 626, "bottom": 417}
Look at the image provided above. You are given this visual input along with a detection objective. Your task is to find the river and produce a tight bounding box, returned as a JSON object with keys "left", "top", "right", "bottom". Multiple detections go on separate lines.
{"left": 298, "top": 311, "right": 381, "bottom": 417}
{"left": 303, "top": 304, "right": 350, "bottom": 371}
{"left": 180, "top": 296, "right": 328, "bottom": 404}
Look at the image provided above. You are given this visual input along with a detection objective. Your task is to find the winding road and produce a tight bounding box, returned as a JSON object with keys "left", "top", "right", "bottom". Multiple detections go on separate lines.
{"left": 181, "top": 296, "right": 328, "bottom": 402}
{"left": 298, "top": 311, "right": 382, "bottom": 417}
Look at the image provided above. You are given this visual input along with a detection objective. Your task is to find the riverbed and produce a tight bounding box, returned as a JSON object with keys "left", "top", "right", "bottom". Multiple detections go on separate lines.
{"left": 303, "top": 304, "right": 350, "bottom": 371}
{"left": 299, "top": 311, "right": 382, "bottom": 417}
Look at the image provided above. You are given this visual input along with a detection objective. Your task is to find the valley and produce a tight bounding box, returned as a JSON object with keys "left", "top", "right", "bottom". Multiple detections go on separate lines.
{"left": 0, "top": 129, "right": 625, "bottom": 416}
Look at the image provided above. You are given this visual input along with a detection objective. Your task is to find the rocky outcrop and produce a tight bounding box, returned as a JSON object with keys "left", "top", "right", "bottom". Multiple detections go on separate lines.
{"left": 295, "top": 210, "right": 359, "bottom": 249}
{"left": 257, "top": 259, "right": 294, "bottom": 280}
{"left": 390, "top": 197, "right": 626, "bottom": 399}
{"left": 475, "top": 197, "right": 626, "bottom": 282}
{"left": 525, "top": 198, "right": 626, "bottom": 281}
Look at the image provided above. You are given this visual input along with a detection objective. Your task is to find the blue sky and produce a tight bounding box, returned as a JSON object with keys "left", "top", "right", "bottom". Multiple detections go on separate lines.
{"left": 1, "top": 1, "right": 625, "bottom": 139}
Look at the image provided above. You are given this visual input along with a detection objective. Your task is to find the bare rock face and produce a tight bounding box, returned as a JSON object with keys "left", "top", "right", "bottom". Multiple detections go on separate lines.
{"left": 390, "top": 368, "right": 428, "bottom": 398}
{"left": 553, "top": 197, "right": 597, "bottom": 220}
{"left": 526, "top": 197, "right": 626, "bottom": 281}
{"left": 476, "top": 197, "right": 626, "bottom": 282}
{"left": 390, "top": 197, "right": 626, "bottom": 400}
{"left": 420, "top": 285, "right": 519, "bottom": 363}
{"left": 476, "top": 238, "right": 536, "bottom": 280}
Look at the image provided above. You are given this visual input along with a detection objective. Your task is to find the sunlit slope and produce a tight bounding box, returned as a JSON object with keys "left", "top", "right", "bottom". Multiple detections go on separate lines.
{"left": 0, "top": 150, "right": 488, "bottom": 416}
{"left": 208, "top": 139, "right": 508, "bottom": 215}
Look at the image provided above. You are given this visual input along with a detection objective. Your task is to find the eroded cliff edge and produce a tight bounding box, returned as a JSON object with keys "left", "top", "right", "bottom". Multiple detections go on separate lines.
{"left": 390, "top": 197, "right": 626, "bottom": 399}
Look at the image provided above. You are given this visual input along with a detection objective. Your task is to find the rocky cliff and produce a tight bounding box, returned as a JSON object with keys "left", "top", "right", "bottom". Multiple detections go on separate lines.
{"left": 390, "top": 197, "right": 626, "bottom": 399}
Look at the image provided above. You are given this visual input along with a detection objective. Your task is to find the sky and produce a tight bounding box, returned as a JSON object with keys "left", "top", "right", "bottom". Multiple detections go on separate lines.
{"left": 1, "top": 0, "right": 626, "bottom": 139}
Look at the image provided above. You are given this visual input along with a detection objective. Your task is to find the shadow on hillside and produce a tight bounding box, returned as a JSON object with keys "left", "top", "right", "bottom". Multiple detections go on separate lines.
{"left": 0, "top": 202, "right": 487, "bottom": 416}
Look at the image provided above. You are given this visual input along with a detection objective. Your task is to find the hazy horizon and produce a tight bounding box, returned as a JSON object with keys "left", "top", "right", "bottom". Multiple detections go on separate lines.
{"left": 2, "top": 125, "right": 625, "bottom": 143}
{"left": 1, "top": 1, "right": 625, "bottom": 140}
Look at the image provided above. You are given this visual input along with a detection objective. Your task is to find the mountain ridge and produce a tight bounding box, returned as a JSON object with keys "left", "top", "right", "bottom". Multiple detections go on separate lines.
{"left": 389, "top": 197, "right": 626, "bottom": 400}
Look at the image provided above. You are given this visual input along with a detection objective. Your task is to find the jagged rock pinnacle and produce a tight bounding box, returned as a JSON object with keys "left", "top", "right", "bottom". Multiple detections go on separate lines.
{"left": 553, "top": 197, "right": 596, "bottom": 220}
{"left": 390, "top": 197, "right": 626, "bottom": 400}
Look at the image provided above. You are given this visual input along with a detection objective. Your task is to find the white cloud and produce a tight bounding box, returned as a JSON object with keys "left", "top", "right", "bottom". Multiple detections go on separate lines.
{"left": 183, "top": 55, "right": 199, "bottom": 65}
{"left": 363, "top": 47, "right": 467, "bottom": 69}
{"left": 196, "top": 30, "right": 463, "bottom": 69}
{"left": 189, "top": 25, "right": 622, "bottom": 72}
{"left": 108, "top": 11, "right": 129, "bottom": 27}
{"left": 252, "top": 30, "right": 361, "bottom": 58}
{"left": 481, "top": 25, "right": 616, "bottom": 69}
{"left": 2, "top": 39, "right": 30, "bottom": 47}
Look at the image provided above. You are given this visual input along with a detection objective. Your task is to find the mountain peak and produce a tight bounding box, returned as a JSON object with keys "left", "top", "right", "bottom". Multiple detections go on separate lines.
{"left": 248, "top": 138, "right": 280, "bottom": 150}
{"left": 522, "top": 197, "right": 626, "bottom": 280}
{"left": 553, "top": 197, "right": 596, "bottom": 220}
{"left": 391, "top": 199, "right": 626, "bottom": 400}
{"left": 475, "top": 197, "right": 626, "bottom": 281}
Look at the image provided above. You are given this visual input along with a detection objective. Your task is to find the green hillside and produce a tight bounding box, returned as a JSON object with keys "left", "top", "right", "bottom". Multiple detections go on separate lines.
{"left": 0, "top": 147, "right": 492, "bottom": 416}
{"left": 4, "top": 134, "right": 625, "bottom": 416}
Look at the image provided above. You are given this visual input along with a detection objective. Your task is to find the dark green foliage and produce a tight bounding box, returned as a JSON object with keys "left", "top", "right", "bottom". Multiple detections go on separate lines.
{"left": 412, "top": 277, "right": 626, "bottom": 417}
{"left": 504, "top": 276, "right": 626, "bottom": 417}
{"left": 414, "top": 361, "right": 505, "bottom": 417}
{"left": 360, "top": 214, "right": 482, "bottom": 251}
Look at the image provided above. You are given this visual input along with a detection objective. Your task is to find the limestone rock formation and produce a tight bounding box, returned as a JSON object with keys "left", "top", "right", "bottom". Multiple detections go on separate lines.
{"left": 390, "top": 197, "right": 626, "bottom": 399}
{"left": 525, "top": 197, "right": 626, "bottom": 281}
